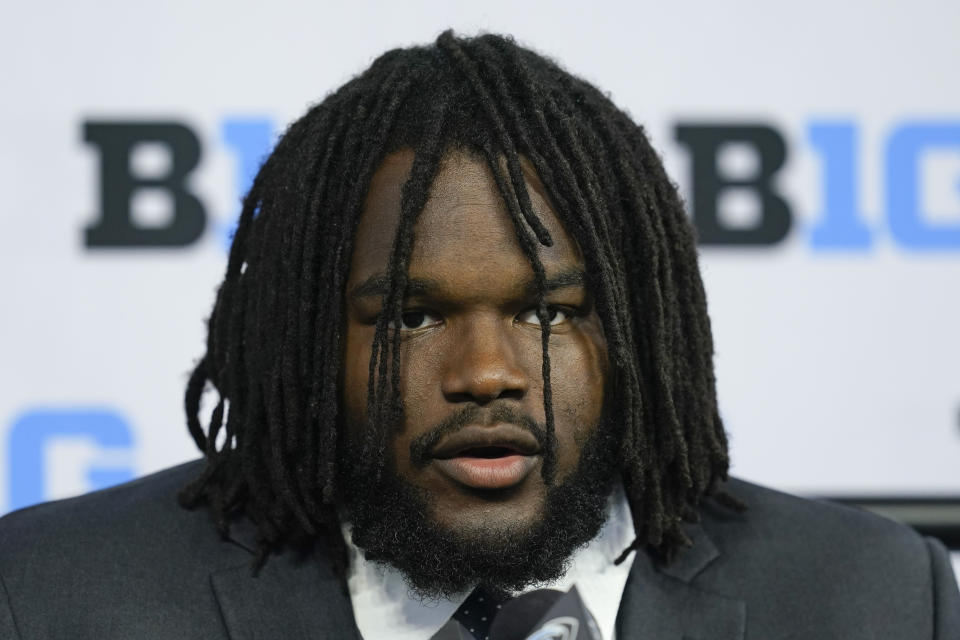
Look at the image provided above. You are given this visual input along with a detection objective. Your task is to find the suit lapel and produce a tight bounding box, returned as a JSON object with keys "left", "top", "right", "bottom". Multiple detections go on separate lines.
{"left": 616, "top": 522, "right": 745, "bottom": 640}
{"left": 210, "top": 520, "right": 360, "bottom": 640}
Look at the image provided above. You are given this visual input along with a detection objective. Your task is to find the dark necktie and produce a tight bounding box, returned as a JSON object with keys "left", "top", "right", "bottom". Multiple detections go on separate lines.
{"left": 451, "top": 586, "right": 508, "bottom": 640}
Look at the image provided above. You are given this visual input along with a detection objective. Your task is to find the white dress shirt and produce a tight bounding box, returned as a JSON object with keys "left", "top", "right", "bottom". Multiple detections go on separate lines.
{"left": 344, "top": 482, "right": 637, "bottom": 640}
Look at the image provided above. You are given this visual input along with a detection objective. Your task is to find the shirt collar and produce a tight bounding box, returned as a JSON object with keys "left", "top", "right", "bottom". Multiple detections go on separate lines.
{"left": 343, "top": 482, "right": 637, "bottom": 640}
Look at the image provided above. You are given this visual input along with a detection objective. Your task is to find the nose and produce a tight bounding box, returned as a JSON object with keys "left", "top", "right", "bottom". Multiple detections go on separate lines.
{"left": 441, "top": 316, "right": 529, "bottom": 405}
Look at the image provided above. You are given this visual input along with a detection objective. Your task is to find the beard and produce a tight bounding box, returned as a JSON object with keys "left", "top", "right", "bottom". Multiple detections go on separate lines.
{"left": 336, "top": 404, "right": 623, "bottom": 600}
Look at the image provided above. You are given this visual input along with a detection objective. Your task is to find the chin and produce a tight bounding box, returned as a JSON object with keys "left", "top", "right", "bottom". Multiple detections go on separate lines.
{"left": 430, "top": 495, "right": 546, "bottom": 543}
{"left": 345, "top": 466, "right": 614, "bottom": 599}
{"left": 340, "top": 412, "right": 622, "bottom": 598}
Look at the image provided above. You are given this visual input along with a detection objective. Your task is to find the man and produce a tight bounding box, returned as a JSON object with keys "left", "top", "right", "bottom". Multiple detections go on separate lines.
{"left": 0, "top": 31, "right": 957, "bottom": 639}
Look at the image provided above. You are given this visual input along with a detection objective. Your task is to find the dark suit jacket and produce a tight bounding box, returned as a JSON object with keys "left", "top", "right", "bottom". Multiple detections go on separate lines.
{"left": 0, "top": 460, "right": 957, "bottom": 639}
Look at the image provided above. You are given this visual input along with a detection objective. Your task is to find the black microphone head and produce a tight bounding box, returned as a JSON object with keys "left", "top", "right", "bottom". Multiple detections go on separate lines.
{"left": 489, "top": 589, "right": 564, "bottom": 640}
{"left": 491, "top": 586, "right": 602, "bottom": 640}
{"left": 429, "top": 618, "right": 474, "bottom": 640}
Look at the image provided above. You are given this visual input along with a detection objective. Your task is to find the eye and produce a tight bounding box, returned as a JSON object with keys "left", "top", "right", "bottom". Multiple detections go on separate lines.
{"left": 390, "top": 310, "right": 442, "bottom": 331}
{"left": 516, "top": 307, "right": 570, "bottom": 327}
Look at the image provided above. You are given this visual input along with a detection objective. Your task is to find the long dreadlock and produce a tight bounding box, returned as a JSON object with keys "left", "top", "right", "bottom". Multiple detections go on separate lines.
{"left": 180, "top": 30, "right": 739, "bottom": 573}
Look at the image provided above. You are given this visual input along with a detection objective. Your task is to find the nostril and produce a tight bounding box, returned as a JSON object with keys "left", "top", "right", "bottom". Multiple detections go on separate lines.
{"left": 442, "top": 387, "right": 526, "bottom": 405}
{"left": 444, "top": 391, "right": 482, "bottom": 405}
{"left": 497, "top": 389, "right": 524, "bottom": 401}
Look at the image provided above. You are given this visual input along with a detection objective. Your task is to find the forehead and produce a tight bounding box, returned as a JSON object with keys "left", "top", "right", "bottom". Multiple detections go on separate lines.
{"left": 348, "top": 149, "right": 583, "bottom": 288}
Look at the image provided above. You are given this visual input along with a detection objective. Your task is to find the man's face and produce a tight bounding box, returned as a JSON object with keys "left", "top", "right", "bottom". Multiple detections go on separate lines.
{"left": 340, "top": 149, "right": 612, "bottom": 591}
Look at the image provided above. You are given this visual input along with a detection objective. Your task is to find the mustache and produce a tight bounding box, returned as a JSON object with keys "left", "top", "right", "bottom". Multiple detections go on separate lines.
{"left": 409, "top": 404, "right": 548, "bottom": 468}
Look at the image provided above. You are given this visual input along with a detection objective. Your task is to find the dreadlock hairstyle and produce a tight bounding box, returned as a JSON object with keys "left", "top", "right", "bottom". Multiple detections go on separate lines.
{"left": 180, "top": 30, "right": 740, "bottom": 572}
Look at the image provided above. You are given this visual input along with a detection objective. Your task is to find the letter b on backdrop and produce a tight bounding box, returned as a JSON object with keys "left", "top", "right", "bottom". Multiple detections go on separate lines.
{"left": 84, "top": 122, "right": 206, "bottom": 247}
{"left": 675, "top": 124, "right": 792, "bottom": 246}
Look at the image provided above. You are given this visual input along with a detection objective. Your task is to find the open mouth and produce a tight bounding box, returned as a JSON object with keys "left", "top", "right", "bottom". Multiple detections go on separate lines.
{"left": 429, "top": 424, "right": 542, "bottom": 490}
{"left": 446, "top": 445, "right": 523, "bottom": 459}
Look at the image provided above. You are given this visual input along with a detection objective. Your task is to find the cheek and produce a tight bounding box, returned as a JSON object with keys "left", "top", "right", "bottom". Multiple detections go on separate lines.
{"left": 343, "top": 326, "right": 374, "bottom": 427}
{"left": 343, "top": 329, "right": 446, "bottom": 462}
{"left": 395, "top": 335, "right": 455, "bottom": 440}
{"left": 548, "top": 320, "right": 608, "bottom": 467}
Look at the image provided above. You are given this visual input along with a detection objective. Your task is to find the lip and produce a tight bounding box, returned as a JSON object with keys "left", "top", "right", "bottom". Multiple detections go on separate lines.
{"left": 430, "top": 423, "right": 541, "bottom": 459}
{"left": 433, "top": 454, "right": 539, "bottom": 490}
{"left": 429, "top": 423, "right": 542, "bottom": 490}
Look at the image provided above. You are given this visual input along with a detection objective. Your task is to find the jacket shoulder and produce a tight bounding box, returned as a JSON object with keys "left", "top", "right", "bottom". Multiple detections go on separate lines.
{"left": 712, "top": 476, "right": 929, "bottom": 555}
{"left": 0, "top": 460, "right": 248, "bottom": 638}
{"left": 706, "top": 478, "right": 923, "bottom": 551}
{"left": 694, "top": 477, "right": 960, "bottom": 637}
{"left": 0, "top": 459, "right": 221, "bottom": 558}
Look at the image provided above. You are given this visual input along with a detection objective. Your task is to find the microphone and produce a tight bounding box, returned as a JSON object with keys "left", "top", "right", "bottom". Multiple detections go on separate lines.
{"left": 430, "top": 618, "right": 473, "bottom": 640}
{"left": 489, "top": 586, "right": 601, "bottom": 640}
{"left": 488, "top": 589, "right": 563, "bottom": 640}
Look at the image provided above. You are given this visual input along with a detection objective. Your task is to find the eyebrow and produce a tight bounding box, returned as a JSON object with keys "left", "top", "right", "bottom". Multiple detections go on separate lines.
{"left": 347, "top": 268, "right": 587, "bottom": 300}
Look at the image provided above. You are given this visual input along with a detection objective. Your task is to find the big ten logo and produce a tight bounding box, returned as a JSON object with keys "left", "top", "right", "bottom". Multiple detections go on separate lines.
{"left": 80, "top": 118, "right": 960, "bottom": 251}
{"left": 676, "top": 121, "right": 960, "bottom": 249}
{"left": 5, "top": 409, "right": 135, "bottom": 513}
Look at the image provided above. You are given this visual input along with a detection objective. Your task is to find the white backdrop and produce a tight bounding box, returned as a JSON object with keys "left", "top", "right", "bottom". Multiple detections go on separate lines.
{"left": 1, "top": 2, "right": 959, "bottom": 523}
